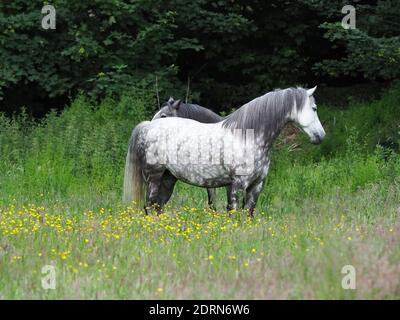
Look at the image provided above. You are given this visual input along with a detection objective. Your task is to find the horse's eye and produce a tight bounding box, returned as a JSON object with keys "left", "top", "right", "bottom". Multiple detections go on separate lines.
{"left": 160, "top": 114, "right": 167, "bottom": 118}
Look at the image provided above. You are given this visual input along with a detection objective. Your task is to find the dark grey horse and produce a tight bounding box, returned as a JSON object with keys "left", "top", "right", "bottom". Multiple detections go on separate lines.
{"left": 153, "top": 97, "right": 222, "bottom": 123}
{"left": 152, "top": 97, "right": 222, "bottom": 209}
{"left": 124, "top": 87, "right": 325, "bottom": 216}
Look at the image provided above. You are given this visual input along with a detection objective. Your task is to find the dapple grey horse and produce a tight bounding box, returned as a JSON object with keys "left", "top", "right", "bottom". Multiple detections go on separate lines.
{"left": 124, "top": 87, "right": 325, "bottom": 216}
{"left": 152, "top": 97, "right": 222, "bottom": 209}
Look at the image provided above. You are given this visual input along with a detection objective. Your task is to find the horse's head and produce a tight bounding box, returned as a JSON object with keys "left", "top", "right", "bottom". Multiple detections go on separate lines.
{"left": 152, "top": 97, "right": 182, "bottom": 120}
{"left": 292, "top": 86, "right": 326, "bottom": 144}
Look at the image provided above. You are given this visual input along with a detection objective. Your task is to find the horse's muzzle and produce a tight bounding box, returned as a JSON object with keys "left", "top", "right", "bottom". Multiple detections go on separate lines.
{"left": 311, "top": 133, "right": 324, "bottom": 145}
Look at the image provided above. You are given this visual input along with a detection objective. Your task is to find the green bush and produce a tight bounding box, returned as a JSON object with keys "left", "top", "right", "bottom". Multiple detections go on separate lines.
{"left": 0, "top": 90, "right": 154, "bottom": 206}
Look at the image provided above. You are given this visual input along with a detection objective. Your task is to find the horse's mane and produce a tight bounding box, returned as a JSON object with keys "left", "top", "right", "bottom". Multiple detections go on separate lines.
{"left": 222, "top": 88, "right": 307, "bottom": 134}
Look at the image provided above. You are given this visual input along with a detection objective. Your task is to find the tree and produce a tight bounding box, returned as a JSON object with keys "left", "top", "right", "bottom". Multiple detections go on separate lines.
{"left": 0, "top": 0, "right": 399, "bottom": 115}
{"left": 306, "top": 0, "right": 400, "bottom": 81}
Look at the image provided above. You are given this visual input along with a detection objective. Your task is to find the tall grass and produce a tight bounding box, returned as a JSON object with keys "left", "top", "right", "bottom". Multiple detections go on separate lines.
{"left": 0, "top": 85, "right": 399, "bottom": 210}
{"left": 0, "top": 85, "right": 399, "bottom": 299}
{"left": 0, "top": 93, "right": 152, "bottom": 209}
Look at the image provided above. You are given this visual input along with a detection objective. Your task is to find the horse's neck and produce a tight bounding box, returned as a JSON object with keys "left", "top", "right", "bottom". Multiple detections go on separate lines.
{"left": 185, "top": 104, "right": 221, "bottom": 123}
{"left": 258, "top": 114, "right": 290, "bottom": 151}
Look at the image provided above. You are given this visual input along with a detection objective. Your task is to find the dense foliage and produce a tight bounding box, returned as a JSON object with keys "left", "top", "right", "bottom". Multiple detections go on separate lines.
{"left": 0, "top": 0, "right": 399, "bottom": 114}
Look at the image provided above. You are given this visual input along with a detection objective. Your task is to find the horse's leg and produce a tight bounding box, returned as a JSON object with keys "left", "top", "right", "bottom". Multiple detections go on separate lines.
{"left": 226, "top": 185, "right": 233, "bottom": 212}
{"left": 243, "top": 179, "right": 264, "bottom": 218}
{"left": 146, "top": 171, "right": 165, "bottom": 215}
{"left": 158, "top": 171, "right": 177, "bottom": 209}
{"left": 226, "top": 182, "right": 241, "bottom": 213}
{"left": 207, "top": 188, "right": 216, "bottom": 211}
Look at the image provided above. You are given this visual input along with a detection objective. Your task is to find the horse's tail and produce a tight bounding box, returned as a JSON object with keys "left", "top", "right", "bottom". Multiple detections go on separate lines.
{"left": 123, "top": 122, "right": 148, "bottom": 207}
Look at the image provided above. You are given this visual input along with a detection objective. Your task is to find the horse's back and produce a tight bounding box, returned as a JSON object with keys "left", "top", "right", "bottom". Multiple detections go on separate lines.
{"left": 150, "top": 116, "right": 218, "bottom": 128}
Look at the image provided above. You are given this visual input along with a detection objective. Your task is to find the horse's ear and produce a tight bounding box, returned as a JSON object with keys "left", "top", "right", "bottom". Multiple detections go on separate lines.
{"left": 172, "top": 99, "right": 182, "bottom": 110}
{"left": 307, "top": 86, "right": 317, "bottom": 96}
{"left": 168, "top": 97, "right": 174, "bottom": 103}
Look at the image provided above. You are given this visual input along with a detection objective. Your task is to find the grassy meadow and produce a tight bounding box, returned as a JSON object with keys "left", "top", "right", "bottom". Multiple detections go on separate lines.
{"left": 0, "top": 86, "right": 399, "bottom": 299}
